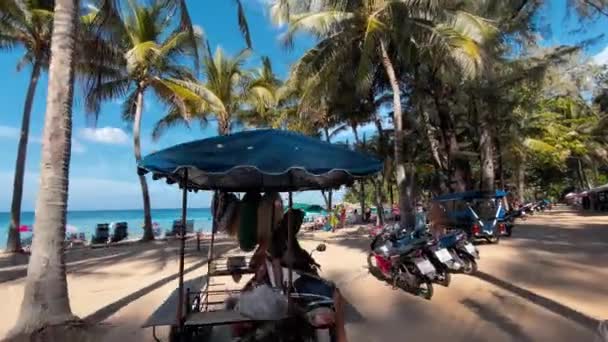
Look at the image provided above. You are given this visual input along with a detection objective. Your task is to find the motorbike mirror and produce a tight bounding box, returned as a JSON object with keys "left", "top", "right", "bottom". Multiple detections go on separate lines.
{"left": 316, "top": 243, "right": 327, "bottom": 252}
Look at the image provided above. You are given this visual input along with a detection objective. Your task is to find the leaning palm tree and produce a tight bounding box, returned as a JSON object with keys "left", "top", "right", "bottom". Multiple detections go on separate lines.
{"left": 1, "top": 0, "right": 54, "bottom": 253}
{"left": 152, "top": 45, "right": 277, "bottom": 137}
{"left": 86, "top": 1, "right": 201, "bottom": 241}
{"left": 9, "top": 0, "right": 79, "bottom": 337}
{"left": 270, "top": 0, "right": 492, "bottom": 226}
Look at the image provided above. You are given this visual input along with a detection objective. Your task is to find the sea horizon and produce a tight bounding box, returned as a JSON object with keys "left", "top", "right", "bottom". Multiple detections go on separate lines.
{"left": 1, "top": 207, "right": 214, "bottom": 248}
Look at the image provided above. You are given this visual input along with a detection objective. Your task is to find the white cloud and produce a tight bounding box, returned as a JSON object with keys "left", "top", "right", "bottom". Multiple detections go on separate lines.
{"left": 593, "top": 45, "right": 608, "bottom": 65}
{"left": 79, "top": 126, "right": 129, "bottom": 145}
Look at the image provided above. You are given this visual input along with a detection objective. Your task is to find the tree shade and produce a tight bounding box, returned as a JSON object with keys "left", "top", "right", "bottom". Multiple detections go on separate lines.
{"left": 138, "top": 129, "right": 382, "bottom": 192}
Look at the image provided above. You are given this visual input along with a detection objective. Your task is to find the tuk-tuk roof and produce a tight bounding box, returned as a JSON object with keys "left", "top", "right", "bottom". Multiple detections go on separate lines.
{"left": 433, "top": 190, "right": 508, "bottom": 202}
{"left": 137, "top": 129, "right": 383, "bottom": 192}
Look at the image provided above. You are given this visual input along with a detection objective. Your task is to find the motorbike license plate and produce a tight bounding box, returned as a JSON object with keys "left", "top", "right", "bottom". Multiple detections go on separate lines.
{"left": 435, "top": 248, "right": 453, "bottom": 263}
{"left": 464, "top": 243, "right": 476, "bottom": 255}
{"left": 414, "top": 258, "right": 436, "bottom": 275}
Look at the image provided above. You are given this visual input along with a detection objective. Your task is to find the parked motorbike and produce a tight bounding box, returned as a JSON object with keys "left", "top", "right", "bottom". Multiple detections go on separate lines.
{"left": 368, "top": 227, "right": 436, "bottom": 299}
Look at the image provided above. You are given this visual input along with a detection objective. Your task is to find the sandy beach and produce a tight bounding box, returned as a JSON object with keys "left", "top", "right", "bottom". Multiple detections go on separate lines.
{"left": 0, "top": 206, "right": 606, "bottom": 341}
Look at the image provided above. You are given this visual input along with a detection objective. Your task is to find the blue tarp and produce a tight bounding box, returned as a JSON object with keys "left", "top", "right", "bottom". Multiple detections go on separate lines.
{"left": 138, "top": 129, "right": 383, "bottom": 192}
{"left": 432, "top": 190, "right": 508, "bottom": 202}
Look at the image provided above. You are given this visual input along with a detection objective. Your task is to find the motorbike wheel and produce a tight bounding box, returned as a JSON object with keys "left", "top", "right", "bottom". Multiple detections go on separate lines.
{"left": 461, "top": 255, "right": 478, "bottom": 275}
{"left": 436, "top": 271, "right": 451, "bottom": 287}
{"left": 487, "top": 235, "right": 500, "bottom": 244}
{"left": 367, "top": 253, "right": 386, "bottom": 280}
{"left": 417, "top": 281, "right": 434, "bottom": 300}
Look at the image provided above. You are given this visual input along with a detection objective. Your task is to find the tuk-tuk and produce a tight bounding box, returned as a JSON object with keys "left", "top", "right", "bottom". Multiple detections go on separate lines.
{"left": 137, "top": 129, "right": 382, "bottom": 341}
{"left": 432, "top": 190, "right": 509, "bottom": 244}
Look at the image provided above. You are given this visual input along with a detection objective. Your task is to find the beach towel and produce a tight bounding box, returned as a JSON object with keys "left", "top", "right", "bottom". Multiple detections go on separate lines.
{"left": 238, "top": 192, "right": 261, "bottom": 251}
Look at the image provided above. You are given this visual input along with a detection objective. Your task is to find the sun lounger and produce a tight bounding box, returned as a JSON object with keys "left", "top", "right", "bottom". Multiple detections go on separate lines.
{"left": 92, "top": 223, "right": 110, "bottom": 244}
{"left": 166, "top": 219, "right": 194, "bottom": 237}
{"left": 111, "top": 222, "right": 128, "bottom": 243}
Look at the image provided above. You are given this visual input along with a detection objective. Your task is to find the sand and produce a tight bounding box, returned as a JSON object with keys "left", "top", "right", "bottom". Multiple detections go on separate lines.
{"left": 0, "top": 206, "right": 606, "bottom": 341}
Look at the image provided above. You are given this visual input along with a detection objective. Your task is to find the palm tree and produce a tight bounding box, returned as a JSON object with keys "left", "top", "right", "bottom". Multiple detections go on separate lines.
{"left": 1, "top": 0, "right": 54, "bottom": 253}
{"left": 9, "top": 0, "right": 79, "bottom": 336}
{"left": 270, "top": 0, "right": 490, "bottom": 227}
{"left": 86, "top": 1, "right": 201, "bottom": 241}
{"left": 153, "top": 45, "right": 277, "bottom": 137}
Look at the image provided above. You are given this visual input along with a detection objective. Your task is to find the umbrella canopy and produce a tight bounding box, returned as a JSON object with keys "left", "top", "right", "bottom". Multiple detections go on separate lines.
{"left": 138, "top": 129, "right": 382, "bottom": 192}
{"left": 433, "top": 190, "right": 508, "bottom": 202}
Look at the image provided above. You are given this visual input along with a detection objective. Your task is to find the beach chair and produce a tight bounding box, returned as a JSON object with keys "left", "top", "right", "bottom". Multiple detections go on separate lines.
{"left": 91, "top": 223, "right": 110, "bottom": 244}
{"left": 167, "top": 219, "right": 194, "bottom": 237}
{"left": 111, "top": 222, "right": 128, "bottom": 243}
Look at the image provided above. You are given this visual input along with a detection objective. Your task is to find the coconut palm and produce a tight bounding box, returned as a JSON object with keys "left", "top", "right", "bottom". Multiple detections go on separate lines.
{"left": 9, "top": 0, "right": 79, "bottom": 336}
{"left": 86, "top": 0, "right": 201, "bottom": 241}
{"left": 152, "top": 45, "right": 278, "bottom": 137}
{"left": 1, "top": 0, "right": 54, "bottom": 252}
{"left": 270, "top": 0, "right": 492, "bottom": 226}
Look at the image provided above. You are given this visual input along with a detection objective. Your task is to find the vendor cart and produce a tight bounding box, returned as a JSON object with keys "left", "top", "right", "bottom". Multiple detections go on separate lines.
{"left": 137, "top": 129, "right": 382, "bottom": 341}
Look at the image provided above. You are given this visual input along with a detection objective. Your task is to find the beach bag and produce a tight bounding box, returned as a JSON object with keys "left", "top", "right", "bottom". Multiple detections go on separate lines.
{"left": 237, "top": 284, "right": 287, "bottom": 321}
{"left": 212, "top": 192, "right": 239, "bottom": 233}
{"left": 238, "top": 192, "right": 261, "bottom": 251}
{"left": 257, "top": 192, "right": 283, "bottom": 244}
{"left": 217, "top": 197, "right": 239, "bottom": 233}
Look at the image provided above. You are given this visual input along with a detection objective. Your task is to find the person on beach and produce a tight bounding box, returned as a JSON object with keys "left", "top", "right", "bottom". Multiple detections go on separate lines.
{"left": 340, "top": 205, "right": 346, "bottom": 228}
{"left": 364, "top": 207, "right": 372, "bottom": 222}
{"left": 247, "top": 208, "right": 348, "bottom": 342}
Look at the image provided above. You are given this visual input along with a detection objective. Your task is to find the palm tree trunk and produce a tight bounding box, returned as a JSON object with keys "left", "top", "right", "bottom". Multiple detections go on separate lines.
{"left": 577, "top": 158, "right": 591, "bottom": 190}
{"left": 431, "top": 84, "right": 469, "bottom": 192}
{"left": 495, "top": 136, "right": 505, "bottom": 189}
{"left": 133, "top": 86, "right": 154, "bottom": 241}
{"left": 6, "top": 61, "right": 42, "bottom": 253}
{"left": 351, "top": 123, "right": 360, "bottom": 145}
{"left": 374, "top": 179, "right": 384, "bottom": 226}
{"left": 517, "top": 157, "right": 525, "bottom": 203}
{"left": 479, "top": 119, "right": 495, "bottom": 192}
{"left": 323, "top": 127, "right": 332, "bottom": 212}
{"left": 10, "top": 0, "right": 79, "bottom": 335}
{"left": 359, "top": 181, "right": 365, "bottom": 221}
{"left": 380, "top": 41, "right": 415, "bottom": 229}
{"left": 351, "top": 123, "right": 366, "bottom": 218}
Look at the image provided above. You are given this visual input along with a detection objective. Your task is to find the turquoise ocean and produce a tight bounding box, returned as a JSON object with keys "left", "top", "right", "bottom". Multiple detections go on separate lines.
{"left": 0, "top": 208, "right": 213, "bottom": 248}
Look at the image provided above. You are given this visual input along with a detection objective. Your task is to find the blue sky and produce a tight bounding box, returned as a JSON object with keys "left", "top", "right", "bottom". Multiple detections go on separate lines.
{"left": 0, "top": 0, "right": 607, "bottom": 211}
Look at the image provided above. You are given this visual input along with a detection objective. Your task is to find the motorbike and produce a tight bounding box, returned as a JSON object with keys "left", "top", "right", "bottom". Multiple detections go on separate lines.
{"left": 435, "top": 229, "right": 479, "bottom": 274}
{"left": 368, "top": 226, "right": 436, "bottom": 299}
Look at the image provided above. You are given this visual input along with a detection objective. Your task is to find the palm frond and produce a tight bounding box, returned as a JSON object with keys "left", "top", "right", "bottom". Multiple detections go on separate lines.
{"left": 152, "top": 106, "right": 193, "bottom": 141}
{"left": 234, "top": 0, "right": 252, "bottom": 48}
{"left": 281, "top": 10, "right": 355, "bottom": 49}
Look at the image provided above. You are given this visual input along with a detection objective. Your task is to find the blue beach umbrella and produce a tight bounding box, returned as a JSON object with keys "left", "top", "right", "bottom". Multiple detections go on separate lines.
{"left": 138, "top": 129, "right": 382, "bottom": 192}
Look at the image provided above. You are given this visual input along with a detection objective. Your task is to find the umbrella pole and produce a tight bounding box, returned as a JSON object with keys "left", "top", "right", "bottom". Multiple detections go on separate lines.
{"left": 177, "top": 169, "right": 188, "bottom": 335}
{"left": 287, "top": 191, "right": 293, "bottom": 309}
